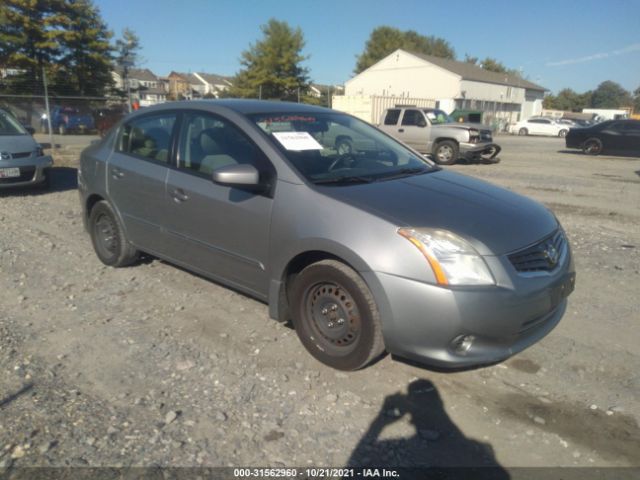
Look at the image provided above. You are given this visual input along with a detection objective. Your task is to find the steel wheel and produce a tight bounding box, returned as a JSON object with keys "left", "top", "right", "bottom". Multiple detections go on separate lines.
{"left": 88, "top": 200, "right": 139, "bottom": 267}
{"left": 518, "top": 128, "right": 528, "bottom": 136}
{"left": 305, "top": 282, "right": 361, "bottom": 354}
{"left": 290, "top": 259, "right": 385, "bottom": 370}
{"left": 558, "top": 129, "right": 568, "bottom": 138}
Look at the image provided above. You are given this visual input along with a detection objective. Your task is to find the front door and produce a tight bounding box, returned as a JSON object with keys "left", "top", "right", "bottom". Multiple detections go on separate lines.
{"left": 399, "top": 109, "right": 429, "bottom": 151}
{"left": 163, "top": 111, "right": 276, "bottom": 297}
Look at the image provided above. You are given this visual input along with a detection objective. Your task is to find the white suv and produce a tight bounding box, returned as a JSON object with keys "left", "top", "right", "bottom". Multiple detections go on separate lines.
{"left": 510, "top": 117, "right": 570, "bottom": 137}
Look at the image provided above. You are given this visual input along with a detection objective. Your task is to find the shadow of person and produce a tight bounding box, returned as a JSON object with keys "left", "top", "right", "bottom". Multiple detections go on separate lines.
{"left": 346, "top": 379, "right": 509, "bottom": 478}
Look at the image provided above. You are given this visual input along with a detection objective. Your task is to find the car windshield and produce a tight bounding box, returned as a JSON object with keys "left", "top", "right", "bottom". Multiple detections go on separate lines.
{"left": 423, "top": 109, "right": 454, "bottom": 125}
{"left": 0, "top": 110, "right": 28, "bottom": 135}
{"left": 250, "top": 111, "right": 436, "bottom": 185}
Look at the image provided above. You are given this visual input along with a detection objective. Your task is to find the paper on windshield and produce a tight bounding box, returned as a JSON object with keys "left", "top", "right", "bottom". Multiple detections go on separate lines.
{"left": 272, "top": 131, "right": 323, "bottom": 151}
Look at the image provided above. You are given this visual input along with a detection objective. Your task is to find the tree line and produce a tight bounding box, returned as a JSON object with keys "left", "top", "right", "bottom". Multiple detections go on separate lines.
{"left": 544, "top": 81, "right": 640, "bottom": 112}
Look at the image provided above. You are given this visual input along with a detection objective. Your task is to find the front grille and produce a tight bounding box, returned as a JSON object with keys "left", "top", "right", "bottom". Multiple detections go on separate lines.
{"left": 11, "top": 151, "right": 32, "bottom": 159}
{"left": 508, "top": 230, "right": 566, "bottom": 273}
{"left": 0, "top": 167, "right": 36, "bottom": 184}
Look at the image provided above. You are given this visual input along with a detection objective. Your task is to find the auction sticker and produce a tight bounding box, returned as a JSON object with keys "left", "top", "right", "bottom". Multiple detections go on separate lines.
{"left": 272, "top": 131, "right": 323, "bottom": 151}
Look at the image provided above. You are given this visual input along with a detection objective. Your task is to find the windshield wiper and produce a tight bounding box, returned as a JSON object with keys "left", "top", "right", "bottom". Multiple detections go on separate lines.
{"left": 376, "top": 167, "right": 431, "bottom": 181}
{"left": 313, "top": 175, "right": 375, "bottom": 185}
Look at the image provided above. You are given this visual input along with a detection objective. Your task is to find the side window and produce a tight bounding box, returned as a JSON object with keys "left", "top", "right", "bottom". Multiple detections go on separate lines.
{"left": 384, "top": 109, "right": 401, "bottom": 125}
{"left": 401, "top": 109, "right": 424, "bottom": 126}
{"left": 528, "top": 119, "right": 543, "bottom": 124}
{"left": 119, "top": 113, "right": 176, "bottom": 163}
{"left": 622, "top": 122, "right": 640, "bottom": 132}
{"left": 178, "top": 112, "right": 272, "bottom": 177}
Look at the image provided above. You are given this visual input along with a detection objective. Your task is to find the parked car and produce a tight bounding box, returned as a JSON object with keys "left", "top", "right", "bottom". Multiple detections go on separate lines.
{"left": 79, "top": 100, "right": 575, "bottom": 371}
{"left": 565, "top": 119, "right": 640, "bottom": 155}
{"left": 49, "top": 106, "right": 96, "bottom": 134}
{"left": 378, "top": 107, "right": 501, "bottom": 165}
{"left": 510, "top": 117, "right": 570, "bottom": 137}
{"left": 0, "top": 108, "right": 53, "bottom": 188}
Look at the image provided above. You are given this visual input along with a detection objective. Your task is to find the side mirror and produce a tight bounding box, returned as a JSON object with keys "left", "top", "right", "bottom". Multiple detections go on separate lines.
{"left": 212, "top": 164, "right": 260, "bottom": 187}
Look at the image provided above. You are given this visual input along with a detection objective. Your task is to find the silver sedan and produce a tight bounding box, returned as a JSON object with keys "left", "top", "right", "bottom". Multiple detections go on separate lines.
{"left": 78, "top": 100, "right": 575, "bottom": 371}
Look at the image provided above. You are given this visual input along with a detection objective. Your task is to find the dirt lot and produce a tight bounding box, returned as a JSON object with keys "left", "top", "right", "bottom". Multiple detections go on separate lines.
{"left": 1, "top": 134, "right": 639, "bottom": 470}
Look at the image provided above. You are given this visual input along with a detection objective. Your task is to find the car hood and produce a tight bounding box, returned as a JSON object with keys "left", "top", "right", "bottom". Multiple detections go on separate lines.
{"left": 322, "top": 170, "right": 557, "bottom": 256}
{"left": 0, "top": 134, "right": 37, "bottom": 154}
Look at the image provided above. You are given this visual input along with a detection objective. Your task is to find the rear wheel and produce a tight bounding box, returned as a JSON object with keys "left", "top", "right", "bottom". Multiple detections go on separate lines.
{"left": 582, "top": 138, "right": 603, "bottom": 155}
{"left": 290, "top": 260, "right": 385, "bottom": 370}
{"left": 518, "top": 128, "right": 528, "bottom": 136}
{"left": 433, "top": 140, "right": 458, "bottom": 165}
{"left": 89, "top": 201, "right": 139, "bottom": 267}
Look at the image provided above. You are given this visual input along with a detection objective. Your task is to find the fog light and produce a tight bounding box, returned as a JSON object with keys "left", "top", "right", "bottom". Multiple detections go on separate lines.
{"left": 451, "top": 335, "right": 475, "bottom": 354}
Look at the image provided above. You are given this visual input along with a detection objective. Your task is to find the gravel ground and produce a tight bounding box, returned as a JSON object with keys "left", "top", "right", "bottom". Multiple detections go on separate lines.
{"left": 0, "top": 134, "right": 639, "bottom": 469}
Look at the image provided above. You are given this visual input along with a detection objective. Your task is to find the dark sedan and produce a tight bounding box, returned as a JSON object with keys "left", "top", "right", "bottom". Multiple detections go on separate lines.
{"left": 565, "top": 119, "right": 640, "bottom": 155}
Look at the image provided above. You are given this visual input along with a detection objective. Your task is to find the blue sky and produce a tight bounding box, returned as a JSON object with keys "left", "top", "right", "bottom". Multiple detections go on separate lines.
{"left": 95, "top": 0, "right": 640, "bottom": 94}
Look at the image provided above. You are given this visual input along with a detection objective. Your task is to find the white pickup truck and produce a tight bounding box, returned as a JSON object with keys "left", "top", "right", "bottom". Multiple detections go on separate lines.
{"left": 377, "top": 107, "right": 501, "bottom": 165}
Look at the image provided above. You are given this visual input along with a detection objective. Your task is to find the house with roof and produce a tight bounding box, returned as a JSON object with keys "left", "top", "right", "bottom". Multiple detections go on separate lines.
{"left": 111, "top": 68, "right": 166, "bottom": 106}
{"left": 336, "top": 49, "right": 545, "bottom": 126}
{"left": 192, "top": 73, "right": 233, "bottom": 98}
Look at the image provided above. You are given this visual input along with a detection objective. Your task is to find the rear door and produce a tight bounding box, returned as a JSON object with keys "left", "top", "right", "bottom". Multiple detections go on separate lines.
{"left": 107, "top": 112, "right": 177, "bottom": 254}
{"left": 621, "top": 122, "right": 640, "bottom": 152}
{"left": 162, "top": 111, "right": 275, "bottom": 296}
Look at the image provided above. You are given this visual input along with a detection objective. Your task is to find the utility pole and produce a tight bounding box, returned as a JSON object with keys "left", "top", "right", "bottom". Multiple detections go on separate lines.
{"left": 42, "top": 67, "right": 54, "bottom": 150}
{"left": 259, "top": 85, "right": 262, "bottom": 100}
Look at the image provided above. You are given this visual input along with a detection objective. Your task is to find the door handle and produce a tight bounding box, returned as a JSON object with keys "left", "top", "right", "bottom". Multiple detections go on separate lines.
{"left": 398, "top": 128, "right": 404, "bottom": 133}
{"left": 171, "top": 188, "right": 189, "bottom": 203}
{"left": 111, "top": 167, "right": 124, "bottom": 179}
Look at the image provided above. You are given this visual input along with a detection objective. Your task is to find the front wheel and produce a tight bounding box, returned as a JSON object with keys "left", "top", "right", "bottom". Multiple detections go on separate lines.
{"left": 518, "top": 128, "right": 528, "bottom": 136}
{"left": 290, "top": 260, "right": 385, "bottom": 370}
{"left": 433, "top": 140, "right": 459, "bottom": 165}
{"left": 558, "top": 129, "right": 568, "bottom": 138}
{"left": 582, "top": 138, "right": 603, "bottom": 155}
{"left": 89, "top": 201, "right": 139, "bottom": 267}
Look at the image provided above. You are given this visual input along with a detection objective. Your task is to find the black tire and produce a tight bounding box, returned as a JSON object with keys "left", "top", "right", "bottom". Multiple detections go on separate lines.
{"left": 518, "top": 128, "right": 528, "bottom": 136}
{"left": 290, "top": 259, "right": 385, "bottom": 370}
{"left": 433, "top": 140, "right": 458, "bottom": 165}
{"left": 335, "top": 138, "right": 353, "bottom": 155}
{"left": 88, "top": 200, "right": 139, "bottom": 267}
{"left": 582, "top": 137, "right": 603, "bottom": 155}
{"left": 558, "top": 129, "right": 568, "bottom": 138}
{"left": 39, "top": 167, "right": 51, "bottom": 189}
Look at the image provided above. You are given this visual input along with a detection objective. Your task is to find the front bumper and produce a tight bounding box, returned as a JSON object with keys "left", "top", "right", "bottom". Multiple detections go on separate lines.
{"left": 459, "top": 142, "right": 502, "bottom": 161}
{"left": 0, "top": 155, "right": 53, "bottom": 188}
{"left": 362, "top": 247, "right": 575, "bottom": 368}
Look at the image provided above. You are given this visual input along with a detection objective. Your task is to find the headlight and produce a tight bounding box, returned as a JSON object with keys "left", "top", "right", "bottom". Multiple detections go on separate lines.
{"left": 398, "top": 228, "right": 494, "bottom": 286}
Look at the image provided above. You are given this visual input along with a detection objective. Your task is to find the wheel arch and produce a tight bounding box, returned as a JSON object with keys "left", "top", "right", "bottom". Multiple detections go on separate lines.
{"left": 268, "top": 244, "right": 376, "bottom": 324}
{"left": 431, "top": 137, "right": 458, "bottom": 153}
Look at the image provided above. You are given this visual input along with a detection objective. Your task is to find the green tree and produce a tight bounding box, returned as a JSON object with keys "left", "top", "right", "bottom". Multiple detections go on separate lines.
{"left": 590, "top": 81, "right": 632, "bottom": 108}
{"left": 114, "top": 28, "right": 142, "bottom": 99}
{"left": 225, "top": 19, "right": 310, "bottom": 101}
{"left": 543, "top": 88, "right": 591, "bottom": 111}
{"left": 56, "top": 0, "right": 113, "bottom": 96}
{"left": 0, "top": 0, "right": 67, "bottom": 94}
{"left": 354, "top": 26, "right": 455, "bottom": 74}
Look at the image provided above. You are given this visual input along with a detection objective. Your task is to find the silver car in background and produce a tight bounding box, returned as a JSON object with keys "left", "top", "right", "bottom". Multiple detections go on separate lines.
{"left": 78, "top": 100, "right": 575, "bottom": 371}
{"left": 0, "top": 109, "right": 53, "bottom": 189}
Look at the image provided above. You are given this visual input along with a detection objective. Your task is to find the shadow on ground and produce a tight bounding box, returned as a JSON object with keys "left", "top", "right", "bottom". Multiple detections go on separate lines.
{"left": 346, "top": 379, "right": 510, "bottom": 477}
{"left": 0, "top": 166, "right": 77, "bottom": 196}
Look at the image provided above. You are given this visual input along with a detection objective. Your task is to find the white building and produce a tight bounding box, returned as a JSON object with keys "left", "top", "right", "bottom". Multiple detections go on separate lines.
{"left": 112, "top": 68, "right": 167, "bottom": 106}
{"left": 338, "top": 49, "right": 545, "bottom": 126}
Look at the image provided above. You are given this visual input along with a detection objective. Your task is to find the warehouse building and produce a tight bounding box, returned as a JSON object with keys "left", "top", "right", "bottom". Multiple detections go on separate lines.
{"left": 335, "top": 49, "right": 545, "bottom": 129}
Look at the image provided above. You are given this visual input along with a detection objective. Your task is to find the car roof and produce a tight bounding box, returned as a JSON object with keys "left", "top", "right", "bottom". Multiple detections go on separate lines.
{"left": 132, "top": 99, "right": 332, "bottom": 116}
